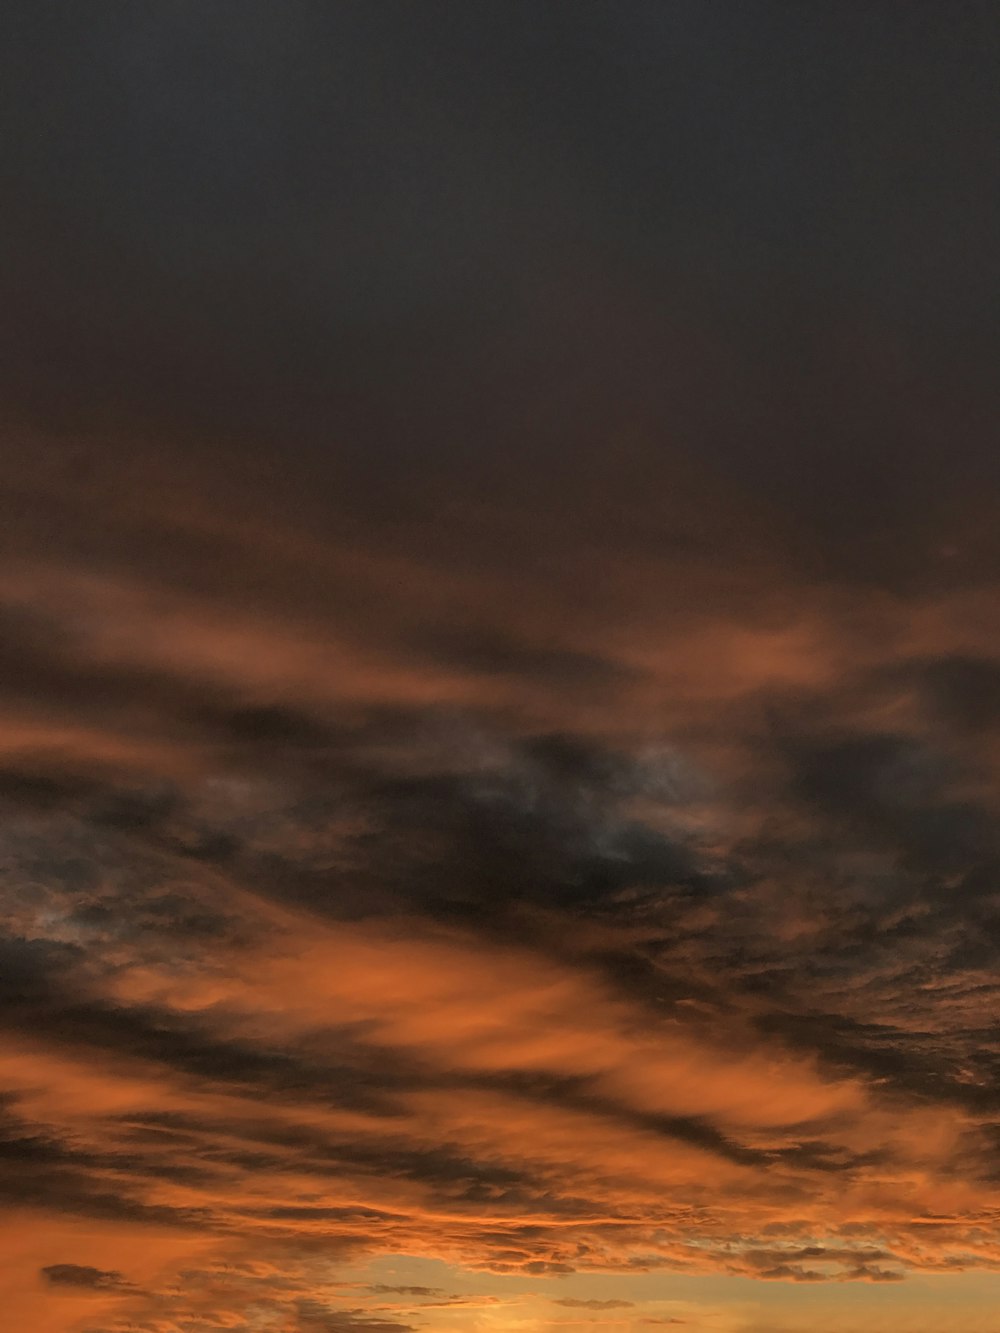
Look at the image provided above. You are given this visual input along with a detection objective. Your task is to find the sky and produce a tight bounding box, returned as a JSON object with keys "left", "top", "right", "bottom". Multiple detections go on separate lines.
{"left": 2, "top": 3, "right": 1000, "bottom": 1331}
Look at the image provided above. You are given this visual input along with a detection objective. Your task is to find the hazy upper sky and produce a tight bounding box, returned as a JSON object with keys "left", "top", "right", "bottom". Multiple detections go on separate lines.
{"left": 3, "top": 4, "right": 1000, "bottom": 1332}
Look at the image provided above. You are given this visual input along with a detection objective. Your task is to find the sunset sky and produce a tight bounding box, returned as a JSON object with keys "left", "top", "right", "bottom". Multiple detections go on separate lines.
{"left": 3, "top": 5, "right": 1000, "bottom": 1331}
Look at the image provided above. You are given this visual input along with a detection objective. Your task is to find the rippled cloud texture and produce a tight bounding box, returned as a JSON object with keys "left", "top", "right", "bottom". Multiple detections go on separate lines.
{"left": 4, "top": 4, "right": 1000, "bottom": 1331}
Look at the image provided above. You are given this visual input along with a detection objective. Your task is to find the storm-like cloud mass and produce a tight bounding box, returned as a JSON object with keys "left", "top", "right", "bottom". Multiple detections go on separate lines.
{"left": 3, "top": 4, "right": 1000, "bottom": 1331}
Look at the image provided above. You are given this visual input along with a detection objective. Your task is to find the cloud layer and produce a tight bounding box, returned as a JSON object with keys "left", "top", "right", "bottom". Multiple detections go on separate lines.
{"left": 4, "top": 434, "right": 1000, "bottom": 1331}
{"left": 4, "top": 4, "right": 1000, "bottom": 1331}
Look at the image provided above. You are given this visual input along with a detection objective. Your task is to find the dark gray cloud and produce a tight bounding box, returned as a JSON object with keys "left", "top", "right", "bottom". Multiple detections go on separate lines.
{"left": 41, "top": 1265, "right": 129, "bottom": 1291}
{"left": 903, "top": 655, "right": 1000, "bottom": 733}
{"left": 367, "top": 1285, "right": 444, "bottom": 1297}
{"left": 297, "top": 1305, "right": 414, "bottom": 1333}
{"left": 407, "top": 625, "right": 639, "bottom": 690}
{"left": 554, "top": 1296, "right": 635, "bottom": 1309}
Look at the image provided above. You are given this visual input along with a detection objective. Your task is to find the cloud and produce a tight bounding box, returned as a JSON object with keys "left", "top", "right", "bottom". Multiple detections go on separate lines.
{"left": 3, "top": 7, "right": 1000, "bottom": 1331}
{"left": 40, "top": 1264, "right": 129, "bottom": 1291}
{"left": 297, "top": 1305, "right": 415, "bottom": 1333}
{"left": 368, "top": 1285, "right": 445, "bottom": 1297}
{"left": 553, "top": 1296, "right": 636, "bottom": 1308}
